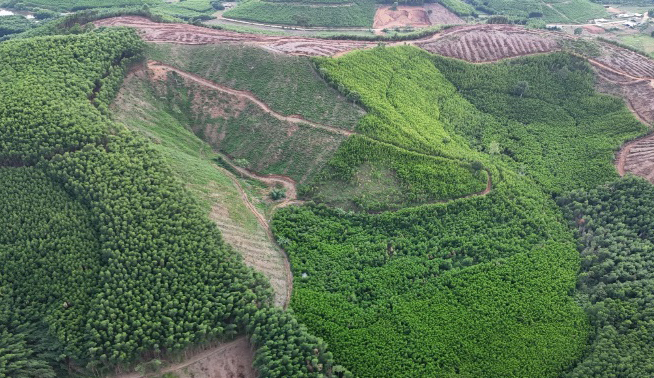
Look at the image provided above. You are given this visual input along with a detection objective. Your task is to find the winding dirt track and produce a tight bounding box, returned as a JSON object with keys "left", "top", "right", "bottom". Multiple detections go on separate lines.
{"left": 148, "top": 61, "right": 353, "bottom": 137}
{"left": 147, "top": 59, "right": 494, "bottom": 203}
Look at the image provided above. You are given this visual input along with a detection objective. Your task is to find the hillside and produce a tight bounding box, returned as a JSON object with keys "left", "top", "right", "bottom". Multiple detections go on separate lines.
{"left": 4, "top": 7, "right": 654, "bottom": 378}
{"left": 0, "top": 28, "right": 349, "bottom": 378}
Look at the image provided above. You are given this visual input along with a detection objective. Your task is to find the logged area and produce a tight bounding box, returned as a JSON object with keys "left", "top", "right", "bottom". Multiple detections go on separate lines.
{"left": 373, "top": 3, "right": 463, "bottom": 30}
{"left": 6, "top": 6, "right": 654, "bottom": 378}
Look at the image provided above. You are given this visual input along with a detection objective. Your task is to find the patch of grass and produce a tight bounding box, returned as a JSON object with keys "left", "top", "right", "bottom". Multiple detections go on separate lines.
{"left": 146, "top": 43, "right": 364, "bottom": 129}
{"left": 618, "top": 34, "right": 654, "bottom": 58}
{"left": 305, "top": 135, "right": 488, "bottom": 212}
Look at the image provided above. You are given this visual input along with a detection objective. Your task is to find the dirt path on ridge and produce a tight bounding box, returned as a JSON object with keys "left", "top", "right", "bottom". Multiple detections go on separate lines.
{"left": 148, "top": 61, "right": 353, "bottom": 137}
{"left": 214, "top": 157, "right": 295, "bottom": 308}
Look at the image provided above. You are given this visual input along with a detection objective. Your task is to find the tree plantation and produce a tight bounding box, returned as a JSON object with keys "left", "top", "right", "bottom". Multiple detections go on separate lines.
{"left": 2, "top": 6, "right": 654, "bottom": 378}
{"left": 0, "top": 28, "right": 348, "bottom": 377}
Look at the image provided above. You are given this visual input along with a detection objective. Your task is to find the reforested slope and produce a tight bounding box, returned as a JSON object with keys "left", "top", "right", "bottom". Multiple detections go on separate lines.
{"left": 271, "top": 46, "right": 646, "bottom": 377}
{"left": 430, "top": 52, "right": 647, "bottom": 193}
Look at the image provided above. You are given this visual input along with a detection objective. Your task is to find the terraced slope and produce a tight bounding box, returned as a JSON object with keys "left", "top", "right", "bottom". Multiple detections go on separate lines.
{"left": 93, "top": 16, "right": 377, "bottom": 56}
{"left": 417, "top": 25, "right": 560, "bottom": 62}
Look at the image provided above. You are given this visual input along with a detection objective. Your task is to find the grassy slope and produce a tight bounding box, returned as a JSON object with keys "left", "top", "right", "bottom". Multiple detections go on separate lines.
{"left": 308, "top": 46, "right": 492, "bottom": 210}
{"left": 146, "top": 43, "right": 364, "bottom": 130}
{"left": 111, "top": 65, "right": 295, "bottom": 307}
{"left": 223, "top": 0, "right": 376, "bottom": 28}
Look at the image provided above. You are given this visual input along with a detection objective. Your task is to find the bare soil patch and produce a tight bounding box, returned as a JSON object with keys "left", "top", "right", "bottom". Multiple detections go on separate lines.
{"left": 594, "top": 43, "right": 654, "bottom": 79}
{"left": 416, "top": 24, "right": 560, "bottom": 62}
{"left": 93, "top": 16, "right": 376, "bottom": 56}
{"left": 114, "top": 337, "right": 256, "bottom": 378}
{"left": 595, "top": 69, "right": 654, "bottom": 125}
{"left": 583, "top": 25, "right": 605, "bottom": 34}
{"left": 373, "top": 5, "right": 431, "bottom": 29}
{"left": 616, "top": 133, "right": 654, "bottom": 184}
{"left": 373, "top": 4, "right": 462, "bottom": 30}
{"left": 425, "top": 3, "right": 464, "bottom": 25}
{"left": 173, "top": 337, "right": 256, "bottom": 378}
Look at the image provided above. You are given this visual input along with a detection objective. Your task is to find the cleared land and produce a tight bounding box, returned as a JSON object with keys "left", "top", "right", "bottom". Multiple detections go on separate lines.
{"left": 416, "top": 24, "right": 562, "bottom": 62}
{"left": 94, "top": 16, "right": 377, "bottom": 56}
{"left": 113, "top": 63, "right": 293, "bottom": 308}
{"left": 373, "top": 3, "right": 463, "bottom": 30}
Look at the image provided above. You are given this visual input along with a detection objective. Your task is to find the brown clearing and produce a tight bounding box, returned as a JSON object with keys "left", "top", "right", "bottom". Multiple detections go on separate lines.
{"left": 373, "top": 4, "right": 463, "bottom": 30}
{"left": 94, "top": 16, "right": 377, "bottom": 56}
{"left": 425, "top": 3, "right": 465, "bottom": 25}
{"left": 583, "top": 25, "right": 605, "bottom": 34}
{"left": 374, "top": 5, "right": 431, "bottom": 29}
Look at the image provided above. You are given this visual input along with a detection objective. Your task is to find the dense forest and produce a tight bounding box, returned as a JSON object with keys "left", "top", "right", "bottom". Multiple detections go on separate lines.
{"left": 560, "top": 177, "right": 654, "bottom": 377}
{"left": 0, "top": 27, "right": 348, "bottom": 377}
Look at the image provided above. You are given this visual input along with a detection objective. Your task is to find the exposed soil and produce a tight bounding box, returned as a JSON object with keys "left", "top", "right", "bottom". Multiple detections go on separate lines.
{"left": 93, "top": 16, "right": 377, "bottom": 56}
{"left": 594, "top": 43, "right": 654, "bottom": 79}
{"left": 114, "top": 337, "right": 256, "bottom": 378}
{"left": 373, "top": 4, "right": 463, "bottom": 30}
{"left": 425, "top": 3, "right": 464, "bottom": 25}
{"left": 209, "top": 171, "right": 293, "bottom": 309}
{"left": 583, "top": 25, "right": 605, "bottom": 34}
{"left": 415, "top": 24, "right": 561, "bottom": 62}
{"left": 616, "top": 133, "right": 654, "bottom": 183}
{"left": 373, "top": 5, "right": 431, "bottom": 30}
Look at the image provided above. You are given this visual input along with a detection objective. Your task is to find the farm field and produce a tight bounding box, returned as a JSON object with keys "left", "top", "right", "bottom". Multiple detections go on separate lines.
{"left": 5, "top": 7, "right": 654, "bottom": 378}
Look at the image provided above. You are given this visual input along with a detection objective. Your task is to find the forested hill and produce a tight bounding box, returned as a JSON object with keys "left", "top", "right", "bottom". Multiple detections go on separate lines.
{"left": 0, "top": 29, "right": 348, "bottom": 377}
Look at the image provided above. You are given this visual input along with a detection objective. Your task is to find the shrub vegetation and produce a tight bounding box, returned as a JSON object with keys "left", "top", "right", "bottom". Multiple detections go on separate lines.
{"left": 223, "top": 0, "right": 377, "bottom": 28}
